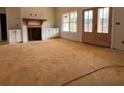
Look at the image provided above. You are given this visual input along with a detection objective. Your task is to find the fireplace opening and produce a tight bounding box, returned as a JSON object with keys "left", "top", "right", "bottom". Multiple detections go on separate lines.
{"left": 28, "top": 27, "right": 42, "bottom": 41}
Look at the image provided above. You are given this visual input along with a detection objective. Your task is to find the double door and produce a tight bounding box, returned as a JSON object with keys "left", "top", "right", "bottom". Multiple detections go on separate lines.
{"left": 82, "top": 8, "right": 112, "bottom": 47}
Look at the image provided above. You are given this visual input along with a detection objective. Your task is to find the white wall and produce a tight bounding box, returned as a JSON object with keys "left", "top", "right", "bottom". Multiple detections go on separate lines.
{"left": 6, "top": 8, "right": 21, "bottom": 29}
{"left": 112, "top": 8, "right": 124, "bottom": 50}
{"left": 21, "top": 7, "right": 56, "bottom": 41}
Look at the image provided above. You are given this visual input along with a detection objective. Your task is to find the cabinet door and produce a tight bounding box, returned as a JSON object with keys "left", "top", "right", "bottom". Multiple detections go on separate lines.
{"left": 9, "top": 30, "right": 16, "bottom": 43}
{"left": 16, "top": 30, "right": 22, "bottom": 42}
{"left": 9, "top": 30, "right": 22, "bottom": 43}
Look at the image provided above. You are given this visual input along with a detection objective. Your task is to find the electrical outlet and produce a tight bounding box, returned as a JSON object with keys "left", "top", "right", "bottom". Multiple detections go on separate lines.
{"left": 115, "top": 22, "right": 120, "bottom": 25}
{"left": 35, "top": 14, "right": 37, "bottom": 16}
{"left": 30, "top": 13, "right": 32, "bottom": 16}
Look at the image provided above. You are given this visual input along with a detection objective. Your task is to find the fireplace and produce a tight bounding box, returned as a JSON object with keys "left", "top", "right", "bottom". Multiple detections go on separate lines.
{"left": 28, "top": 27, "right": 41, "bottom": 41}
{"left": 22, "top": 18, "right": 46, "bottom": 42}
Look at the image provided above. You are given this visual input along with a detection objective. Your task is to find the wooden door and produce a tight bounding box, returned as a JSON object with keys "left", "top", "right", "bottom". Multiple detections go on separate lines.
{"left": 82, "top": 8, "right": 96, "bottom": 44}
{"left": 82, "top": 7, "right": 112, "bottom": 47}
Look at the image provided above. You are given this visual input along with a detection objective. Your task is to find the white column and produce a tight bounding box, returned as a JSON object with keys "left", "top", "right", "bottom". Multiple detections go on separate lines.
{"left": 22, "top": 24, "right": 28, "bottom": 43}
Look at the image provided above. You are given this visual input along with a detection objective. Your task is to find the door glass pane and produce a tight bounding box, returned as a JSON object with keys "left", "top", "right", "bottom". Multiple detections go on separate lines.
{"left": 84, "top": 11, "right": 89, "bottom": 32}
{"left": 103, "top": 8, "right": 109, "bottom": 33}
{"left": 97, "top": 8, "right": 109, "bottom": 33}
{"left": 84, "top": 10, "right": 93, "bottom": 32}
{"left": 97, "top": 8, "right": 103, "bottom": 33}
{"left": 89, "top": 10, "right": 93, "bottom": 32}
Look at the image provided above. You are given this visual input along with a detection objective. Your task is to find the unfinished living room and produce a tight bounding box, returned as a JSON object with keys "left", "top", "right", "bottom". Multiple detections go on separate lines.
{"left": 0, "top": 7, "right": 124, "bottom": 86}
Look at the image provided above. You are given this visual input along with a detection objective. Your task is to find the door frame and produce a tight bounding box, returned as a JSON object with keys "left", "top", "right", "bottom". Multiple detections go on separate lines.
{"left": 0, "top": 13, "right": 7, "bottom": 41}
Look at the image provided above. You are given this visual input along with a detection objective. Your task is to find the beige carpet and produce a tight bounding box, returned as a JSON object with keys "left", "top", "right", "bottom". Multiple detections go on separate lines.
{"left": 0, "top": 38, "right": 124, "bottom": 86}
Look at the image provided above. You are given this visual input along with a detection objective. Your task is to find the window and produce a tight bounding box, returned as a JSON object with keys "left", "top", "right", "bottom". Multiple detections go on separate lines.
{"left": 70, "top": 12, "right": 77, "bottom": 32}
{"left": 84, "top": 10, "right": 93, "bottom": 32}
{"left": 62, "top": 11, "right": 77, "bottom": 32}
{"left": 97, "top": 7, "right": 109, "bottom": 33}
{"left": 63, "top": 13, "right": 69, "bottom": 32}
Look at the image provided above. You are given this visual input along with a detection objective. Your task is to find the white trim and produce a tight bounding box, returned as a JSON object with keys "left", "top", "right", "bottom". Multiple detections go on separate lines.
{"left": 5, "top": 8, "right": 9, "bottom": 43}
{"left": 0, "top": 17, "right": 1, "bottom": 41}
{"left": 111, "top": 8, "right": 115, "bottom": 49}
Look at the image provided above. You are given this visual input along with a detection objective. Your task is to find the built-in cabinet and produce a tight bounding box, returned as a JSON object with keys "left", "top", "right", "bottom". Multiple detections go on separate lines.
{"left": 8, "top": 29, "right": 22, "bottom": 43}
{"left": 46, "top": 28, "right": 59, "bottom": 38}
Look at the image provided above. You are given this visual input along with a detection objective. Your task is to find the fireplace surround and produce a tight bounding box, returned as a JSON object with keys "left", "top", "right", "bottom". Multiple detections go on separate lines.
{"left": 22, "top": 18, "right": 46, "bottom": 42}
